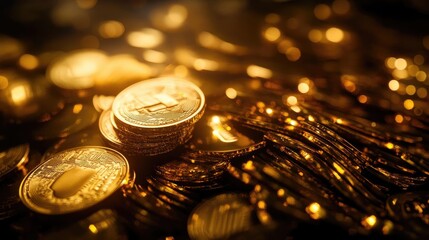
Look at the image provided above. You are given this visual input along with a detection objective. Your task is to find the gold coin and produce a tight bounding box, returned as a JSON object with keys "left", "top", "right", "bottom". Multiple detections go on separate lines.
{"left": 112, "top": 77, "right": 205, "bottom": 129}
{"left": 19, "top": 146, "right": 129, "bottom": 215}
{"left": 0, "top": 144, "right": 29, "bottom": 179}
{"left": 47, "top": 49, "right": 107, "bottom": 90}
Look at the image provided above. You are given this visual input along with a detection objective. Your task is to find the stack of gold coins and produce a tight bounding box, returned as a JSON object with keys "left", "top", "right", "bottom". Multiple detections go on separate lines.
{"left": 100, "top": 77, "right": 205, "bottom": 156}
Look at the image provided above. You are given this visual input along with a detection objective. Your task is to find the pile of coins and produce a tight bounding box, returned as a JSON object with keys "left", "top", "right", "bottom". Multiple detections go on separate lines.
{"left": 100, "top": 77, "right": 206, "bottom": 156}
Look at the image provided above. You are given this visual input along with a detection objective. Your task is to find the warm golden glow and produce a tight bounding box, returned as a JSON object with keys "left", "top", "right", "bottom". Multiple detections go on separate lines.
{"left": 142, "top": 50, "right": 167, "bottom": 63}
{"left": 417, "top": 87, "right": 427, "bottom": 98}
{"left": 404, "top": 99, "right": 414, "bottom": 110}
{"left": 244, "top": 160, "right": 255, "bottom": 171}
{"left": 266, "top": 108, "right": 273, "bottom": 115}
{"left": 10, "top": 82, "right": 31, "bottom": 106}
{"left": 394, "top": 58, "right": 407, "bottom": 70}
{"left": 263, "top": 27, "right": 281, "bottom": 42}
{"left": 408, "top": 64, "right": 419, "bottom": 76}
{"left": 358, "top": 95, "right": 368, "bottom": 103}
{"left": 127, "top": 28, "right": 164, "bottom": 48}
{"left": 198, "top": 32, "right": 246, "bottom": 55}
{"left": 76, "top": 0, "right": 97, "bottom": 9}
{"left": 246, "top": 65, "right": 273, "bottom": 79}
{"left": 395, "top": 114, "right": 403, "bottom": 123}
{"left": 174, "top": 65, "right": 189, "bottom": 78}
{"left": 285, "top": 47, "right": 301, "bottom": 61}
{"left": 164, "top": 4, "right": 188, "bottom": 30}
{"left": 306, "top": 202, "right": 325, "bottom": 219}
{"left": 333, "top": 162, "right": 345, "bottom": 174}
{"left": 72, "top": 104, "right": 83, "bottom": 114}
{"left": 19, "top": 54, "right": 39, "bottom": 70}
{"left": 298, "top": 82, "right": 310, "bottom": 93}
{"left": 211, "top": 116, "right": 221, "bottom": 125}
{"left": 416, "top": 71, "right": 427, "bottom": 82}
{"left": 225, "top": 88, "right": 237, "bottom": 99}
{"left": 362, "top": 215, "right": 377, "bottom": 229}
{"left": 257, "top": 201, "right": 267, "bottom": 210}
{"left": 88, "top": 224, "right": 98, "bottom": 234}
{"left": 314, "top": 4, "right": 331, "bottom": 20}
{"left": 325, "top": 27, "right": 344, "bottom": 43}
{"left": 385, "top": 57, "right": 396, "bottom": 69}
{"left": 277, "top": 189, "right": 285, "bottom": 197}
{"left": 286, "top": 96, "right": 298, "bottom": 106}
{"left": 405, "top": 85, "right": 416, "bottom": 95}
{"left": 385, "top": 142, "right": 394, "bottom": 150}
{"left": 0, "top": 75, "right": 8, "bottom": 90}
{"left": 98, "top": 20, "right": 125, "bottom": 39}
{"left": 308, "top": 29, "right": 323, "bottom": 43}
{"left": 332, "top": 0, "right": 350, "bottom": 15}
{"left": 392, "top": 69, "right": 408, "bottom": 79}
{"left": 194, "top": 58, "right": 219, "bottom": 71}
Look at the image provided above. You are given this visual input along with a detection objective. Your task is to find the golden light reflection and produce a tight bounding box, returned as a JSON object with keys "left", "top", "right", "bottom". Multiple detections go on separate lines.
{"left": 174, "top": 65, "right": 189, "bottom": 78}
{"left": 10, "top": 82, "right": 31, "bottom": 106}
{"left": 308, "top": 29, "right": 323, "bottom": 43}
{"left": 246, "top": 65, "right": 273, "bottom": 79}
{"left": 306, "top": 202, "right": 325, "bottom": 219}
{"left": 284, "top": 95, "right": 298, "bottom": 106}
{"left": 225, "top": 88, "right": 237, "bottom": 99}
{"left": 265, "top": 13, "right": 280, "bottom": 24}
{"left": 194, "top": 58, "right": 219, "bottom": 71}
{"left": 150, "top": 4, "right": 188, "bottom": 30}
{"left": 407, "top": 64, "right": 419, "bottom": 76}
{"left": 263, "top": 27, "right": 281, "bottom": 42}
{"left": 415, "top": 71, "right": 427, "bottom": 81}
{"left": 392, "top": 69, "right": 408, "bottom": 79}
{"left": 98, "top": 20, "right": 125, "bottom": 39}
{"left": 0, "top": 75, "right": 8, "bottom": 89}
{"left": 394, "top": 58, "right": 407, "bottom": 70}
{"left": 385, "top": 57, "right": 396, "bottom": 69}
{"left": 142, "top": 50, "right": 167, "bottom": 63}
{"left": 244, "top": 160, "right": 255, "bottom": 171}
{"left": 314, "top": 4, "right": 331, "bottom": 20}
{"left": 198, "top": 32, "right": 247, "bottom": 55}
{"left": 405, "top": 85, "right": 416, "bottom": 95}
{"left": 325, "top": 27, "right": 344, "bottom": 43}
{"left": 298, "top": 82, "right": 310, "bottom": 93}
{"left": 19, "top": 54, "right": 39, "bottom": 70}
{"left": 333, "top": 162, "right": 345, "bottom": 174}
{"left": 362, "top": 215, "right": 377, "bottom": 229}
{"left": 404, "top": 99, "right": 414, "bottom": 110}
{"left": 127, "top": 28, "right": 164, "bottom": 48}
{"left": 388, "top": 80, "right": 399, "bottom": 91}
{"left": 72, "top": 104, "right": 83, "bottom": 114}
{"left": 358, "top": 95, "right": 368, "bottom": 103}
{"left": 395, "top": 114, "right": 403, "bottom": 123}
{"left": 266, "top": 108, "right": 273, "bottom": 115}
{"left": 88, "top": 224, "right": 98, "bottom": 234}
{"left": 285, "top": 47, "right": 301, "bottom": 61}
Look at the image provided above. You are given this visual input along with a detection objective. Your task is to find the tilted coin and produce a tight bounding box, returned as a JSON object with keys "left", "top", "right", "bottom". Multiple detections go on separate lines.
{"left": 0, "top": 144, "right": 29, "bottom": 179}
{"left": 112, "top": 77, "right": 205, "bottom": 130}
{"left": 19, "top": 146, "right": 130, "bottom": 215}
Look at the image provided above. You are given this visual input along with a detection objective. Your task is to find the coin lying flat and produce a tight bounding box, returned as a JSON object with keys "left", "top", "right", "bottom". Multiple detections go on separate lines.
{"left": 112, "top": 77, "right": 205, "bottom": 130}
{"left": 19, "top": 146, "right": 130, "bottom": 215}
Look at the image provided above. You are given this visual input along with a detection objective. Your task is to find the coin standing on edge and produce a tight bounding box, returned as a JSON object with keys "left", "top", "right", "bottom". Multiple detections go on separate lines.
{"left": 19, "top": 146, "right": 130, "bottom": 215}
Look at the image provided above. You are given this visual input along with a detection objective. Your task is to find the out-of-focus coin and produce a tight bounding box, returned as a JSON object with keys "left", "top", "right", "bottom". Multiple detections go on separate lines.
{"left": 39, "top": 209, "right": 128, "bottom": 240}
{"left": 47, "top": 49, "right": 107, "bottom": 90}
{"left": 32, "top": 103, "right": 98, "bottom": 141}
{"left": 0, "top": 144, "right": 29, "bottom": 179}
{"left": 0, "top": 71, "right": 65, "bottom": 123}
{"left": 187, "top": 193, "right": 255, "bottom": 240}
{"left": 19, "top": 146, "right": 130, "bottom": 215}
{"left": 112, "top": 77, "right": 205, "bottom": 130}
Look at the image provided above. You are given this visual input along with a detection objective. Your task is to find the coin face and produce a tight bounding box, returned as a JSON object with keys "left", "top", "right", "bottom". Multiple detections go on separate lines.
{"left": 19, "top": 146, "right": 129, "bottom": 215}
{"left": 112, "top": 77, "right": 205, "bottom": 128}
{"left": 0, "top": 144, "right": 29, "bottom": 179}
